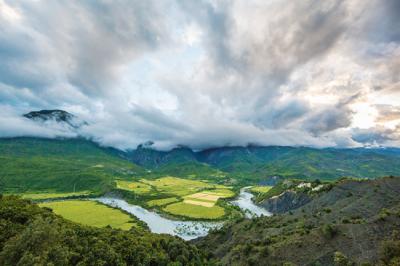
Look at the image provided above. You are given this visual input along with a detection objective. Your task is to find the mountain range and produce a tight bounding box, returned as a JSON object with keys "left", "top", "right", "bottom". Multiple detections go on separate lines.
{"left": 6, "top": 109, "right": 400, "bottom": 188}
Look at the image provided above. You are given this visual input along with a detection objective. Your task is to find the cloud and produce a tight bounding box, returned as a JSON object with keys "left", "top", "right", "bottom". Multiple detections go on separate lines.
{"left": 0, "top": 0, "right": 399, "bottom": 150}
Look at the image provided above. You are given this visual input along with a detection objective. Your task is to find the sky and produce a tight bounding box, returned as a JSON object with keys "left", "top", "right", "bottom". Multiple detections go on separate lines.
{"left": 0, "top": 0, "right": 399, "bottom": 150}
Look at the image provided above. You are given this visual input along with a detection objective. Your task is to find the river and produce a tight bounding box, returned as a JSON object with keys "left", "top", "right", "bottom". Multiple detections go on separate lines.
{"left": 231, "top": 187, "right": 272, "bottom": 218}
{"left": 95, "top": 187, "right": 271, "bottom": 240}
{"left": 95, "top": 197, "right": 222, "bottom": 240}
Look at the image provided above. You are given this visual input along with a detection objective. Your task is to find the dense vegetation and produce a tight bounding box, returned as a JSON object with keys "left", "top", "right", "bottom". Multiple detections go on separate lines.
{"left": 2, "top": 137, "right": 400, "bottom": 196}
{"left": 0, "top": 195, "right": 211, "bottom": 265}
{"left": 0, "top": 138, "right": 144, "bottom": 194}
{"left": 197, "top": 176, "right": 400, "bottom": 265}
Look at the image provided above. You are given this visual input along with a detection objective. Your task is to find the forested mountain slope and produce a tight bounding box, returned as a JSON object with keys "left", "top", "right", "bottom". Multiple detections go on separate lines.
{"left": 130, "top": 145, "right": 400, "bottom": 181}
{"left": 0, "top": 195, "right": 210, "bottom": 265}
{"left": 0, "top": 138, "right": 144, "bottom": 193}
{"left": 196, "top": 176, "right": 400, "bottom": 265}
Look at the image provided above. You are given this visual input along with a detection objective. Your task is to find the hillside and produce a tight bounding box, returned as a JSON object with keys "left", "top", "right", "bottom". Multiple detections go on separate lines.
{"left": 0, "top": 195, "right": 210, "bottom": 265}
{"left": 131, "top": 145, "right": 400, "bottom": 182}
{"left": 196, "top": 176, "right": 400, "bottom": 265}
{"left": 0, "top": 138, "right": 144, "bottom": 194}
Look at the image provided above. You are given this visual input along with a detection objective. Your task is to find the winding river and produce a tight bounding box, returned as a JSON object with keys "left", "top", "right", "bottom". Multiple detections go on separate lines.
{"left": 95, "top": 187, "right": 271, "bottom": 240}
{"left": 95, "top": 197, "right": 222, "bottom": 240}
{"left": 231, "top": 187, "right": 272, "bottom": 218}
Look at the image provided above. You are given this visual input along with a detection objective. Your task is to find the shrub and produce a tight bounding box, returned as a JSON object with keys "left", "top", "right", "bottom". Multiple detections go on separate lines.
{"left": 321, "top": 224, "right": 338, "bottom": 239}
{"left": 334, "top": 251, "right": 353, "bottom": 266}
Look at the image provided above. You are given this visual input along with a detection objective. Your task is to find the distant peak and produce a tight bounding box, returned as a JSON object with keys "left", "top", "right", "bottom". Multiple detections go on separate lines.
{"left": 23, "top": 109, "right": 87, "bottom": 129}
{"left": 137, "top": 141, "right": 155, "bottom": 149}
{"left": 24, "top": 109, "right": 74, "bottom": 121}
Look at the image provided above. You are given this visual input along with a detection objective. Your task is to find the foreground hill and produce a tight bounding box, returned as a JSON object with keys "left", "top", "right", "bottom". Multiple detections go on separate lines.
{"left": 196, "top": 176, "right": 400, "bottom": 265}
{"left": 0, "top": 138, "right": 144, "bottom": 194}
{"left": 0, "top": 195, "right": 210, "bottom": 265}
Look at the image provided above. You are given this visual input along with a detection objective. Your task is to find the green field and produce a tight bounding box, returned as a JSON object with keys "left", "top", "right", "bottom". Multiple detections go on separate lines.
{"left": 39, "top": 200, "right": 138, "bottom": 230}
{"left": 249, "top": 186, "right": 272, "bottom": 194}
{"left": 140, "top": 176, "right": 215, "bottom": 196}
{"left": 147, "top": 197, "right": 179, "bottom": 207}
{"left": 116, "top": 180, "right": 152, "bottom": 194}
{"left": 118, "top": 176, "right": 235, "bottom": 219}
{"left": 20, "top": 191, "right": 92, "bottom": 200}
{"left": 163, "top": 202, "right": 226, "bottom": 219}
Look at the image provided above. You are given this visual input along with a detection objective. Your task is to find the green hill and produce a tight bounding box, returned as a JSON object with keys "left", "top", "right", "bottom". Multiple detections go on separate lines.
{"left": 131, "top": 145, "right": 400, "bottom": 182}
{"left": 0, "top": 195, "right": 210, "bottom": 265}
{"left": 196, "top": 176, "right": 400, "bottom": 265}
{"left": 0, "top": 138, "right": 144, "bottom": 194}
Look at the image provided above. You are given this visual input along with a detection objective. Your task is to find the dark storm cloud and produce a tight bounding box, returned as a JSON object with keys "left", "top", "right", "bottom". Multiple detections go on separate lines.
{"left": 0, "top": 0, "right": 171, "bottom": 95}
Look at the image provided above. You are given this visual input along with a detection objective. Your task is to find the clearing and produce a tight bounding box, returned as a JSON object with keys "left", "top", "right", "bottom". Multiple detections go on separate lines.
{"left": 39, "top": 200, "right": 138, "bottom": 230}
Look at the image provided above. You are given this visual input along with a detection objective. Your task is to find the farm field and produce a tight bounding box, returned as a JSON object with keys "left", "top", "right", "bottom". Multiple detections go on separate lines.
{"left": 147, "top": 197, "right": 179, "bottom": 207}
{"left": 140, "top": 176, "right": 216, "bottom": 196}
{"left": 116, "top": 176, "right": 235, "bottom": 219}
{"left": 183, "top": 189, "right": 235, "bottom": 207}
{"left": 39, "top": 200, "right": 139, "bottom": 230}
{"left": 163, "top": 202, "right": 226, "bottom": 219}
{"left": 19, "top": 191, "right": 92, "bottom": 200}
{"left": 116, "top": 180, "right": 152, "bottom": 194}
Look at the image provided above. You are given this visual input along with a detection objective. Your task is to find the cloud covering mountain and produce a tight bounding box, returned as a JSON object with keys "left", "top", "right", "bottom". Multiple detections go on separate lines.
{"left": 0, "top": 0, "right": 399, "bottom": 150}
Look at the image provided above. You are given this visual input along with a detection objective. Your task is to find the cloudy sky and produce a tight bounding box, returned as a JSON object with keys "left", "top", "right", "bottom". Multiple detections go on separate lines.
{"left": 0, "top": 0, "right": 399, "bottom": 150}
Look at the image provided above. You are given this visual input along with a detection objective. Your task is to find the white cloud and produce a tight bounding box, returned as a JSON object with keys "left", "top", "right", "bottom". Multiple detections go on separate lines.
{"left": 0, "top": 0, "right": 399, "bottom": 149}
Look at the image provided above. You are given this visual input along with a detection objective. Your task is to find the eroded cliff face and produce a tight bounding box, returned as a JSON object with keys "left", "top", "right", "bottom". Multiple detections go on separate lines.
{"left": 259, "top": 190, "right": 312, "bottom": 213}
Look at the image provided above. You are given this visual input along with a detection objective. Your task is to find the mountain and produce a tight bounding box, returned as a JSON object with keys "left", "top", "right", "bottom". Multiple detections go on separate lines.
{"left": 196, "top": 176, "right": 400, "bottom": 265}
{"left": 23, "top": 109, "right": 87, "bottom": 129}
{"left": 128, "top": 145, "right": 197, "bottom": 168}
{"left": 130, "top": 145, "right": 400, "bottom": 182}
{"left": 0, "top": 137, "right": 144, "bottom": 193}
{"left": 5, "top": 109, "right": 400, "bottom": 185}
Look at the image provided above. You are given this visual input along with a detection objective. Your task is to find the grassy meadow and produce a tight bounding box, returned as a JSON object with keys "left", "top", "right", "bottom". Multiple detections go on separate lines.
{"left": 39, "top": 200, "right": 139, "bottom": 230}
{"left": 20, "top": 191, "right": 92, "bottom": 200}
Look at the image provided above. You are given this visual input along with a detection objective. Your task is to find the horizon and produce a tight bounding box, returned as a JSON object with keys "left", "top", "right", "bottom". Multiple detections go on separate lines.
{"left": 0, "top": 0, "right": 399, "bottom": 150}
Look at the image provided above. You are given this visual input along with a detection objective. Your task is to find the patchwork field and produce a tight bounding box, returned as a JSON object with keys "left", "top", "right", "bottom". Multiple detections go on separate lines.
{"left": 39, "top": 200, "right": 138, "bottom": 230}
{"left": 140, "top": 176, "right": 215, "bottom": 196}
{"left": 183, "top": 189, "right": 235, "bottom": 207}
{"left": 116, "top": 176, "right": 235, "bottom": 219}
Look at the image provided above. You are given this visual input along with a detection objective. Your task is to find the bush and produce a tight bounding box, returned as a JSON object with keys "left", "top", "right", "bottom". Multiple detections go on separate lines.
{"left": 321, "top": 224, "right": 338, "bottom": 239}
{"left": 334, "top": 251, "right": 353, "bottom": 266}
{"left": 379, "top": 240, "right": 400, "bottom": 265}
